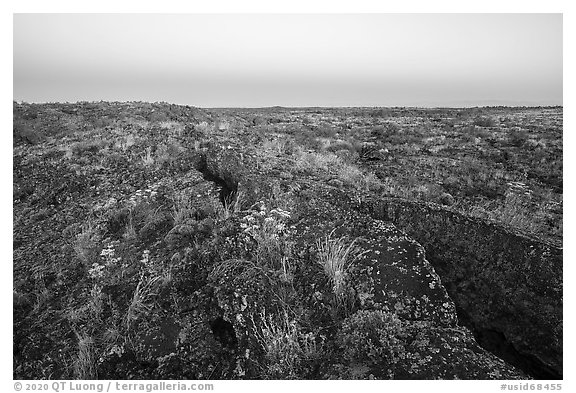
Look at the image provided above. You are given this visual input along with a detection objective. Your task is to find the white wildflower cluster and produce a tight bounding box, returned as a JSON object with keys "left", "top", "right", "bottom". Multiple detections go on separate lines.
{"left": 93, "top": 197, "right": 119, "bottom": 212}
{"left": 127, "top": 185, "right": 159, "bottom": 207}
{"left": 88, "top": 263, "right": 105, "bottom": 280}
{"left": 240, "top": 203, "right": 293, "bottom": 239}
{"left": 88, "top": 241, "right": 121, "bottom": 280}
{"left": 139, "top": 249, "right": 155, "bottom": 273}
{"left": 504, "top": 181, "right": 533, "bottom": 207}
{"left": 505, "top": 181, "right": 533, "bottom": 198}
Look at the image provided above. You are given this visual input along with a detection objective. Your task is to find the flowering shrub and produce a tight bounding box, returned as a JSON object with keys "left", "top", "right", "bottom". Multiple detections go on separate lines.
{"left": 239, "top": 203, "right": 294, "bottom": 275}
{"left": 240, "top": 203, "right": 291, "bottom": 236}
{"left": 139, "top": 249, "right": 167, "bottom": 277}
{"left": 140, "top": 249, "right": 152, "bottom": 272}
{"left": 87, "top": 241, "right": 130, "bottom": 286}
{"left": 127, "top": 186, "right": 159, "bottom": 207}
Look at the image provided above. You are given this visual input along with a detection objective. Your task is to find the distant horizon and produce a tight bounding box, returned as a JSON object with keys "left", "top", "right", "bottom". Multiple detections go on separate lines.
{"left": 14, "top": 14, "right": 562, "bottom": 108}
{"left": 13, "top": 99, "right": 563, "bottom": 110}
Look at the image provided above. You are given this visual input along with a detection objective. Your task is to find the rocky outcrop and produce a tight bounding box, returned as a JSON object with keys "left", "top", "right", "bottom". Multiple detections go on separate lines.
{"left": 363, "top": 197, "right": 562, "bottom": 378}
{"left": 210, "top": 185, "right": 528, "bottom": 379}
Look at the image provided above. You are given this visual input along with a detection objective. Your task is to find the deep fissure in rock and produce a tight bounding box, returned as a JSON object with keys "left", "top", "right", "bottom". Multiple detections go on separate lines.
{"left": 427, "top": 253, "right": 561, "bottom": 380}
{"left": 364, "top": 199, "right": 562, "bottom": 380}
{"left": 210, "top": 317, "right": 238, "bottom": 349}
{"left": 194, "top": 154, "right": 239, "bottom": 207}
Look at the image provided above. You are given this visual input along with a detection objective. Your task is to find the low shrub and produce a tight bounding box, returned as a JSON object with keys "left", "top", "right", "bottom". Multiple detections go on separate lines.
{"left": 315, "top": 124, "right": 339, "bottom": 138}
{"left": 74, "top": 223, "right": 101, "bottom": 267}
{"left": 473, "top": 116, "right": 496, "bottom": 128}
{"left": 324, "top": 140, "right": 357, "bottom": 154}
{"left": 336, "top": 310, "right": 407, "bottom": 378}
{"left": 509, "top": 128, "right": 529, "bottom": 147}
{"left": 293, "top": 149, "right": 382, "bottom": 191}
{"left": 252, "top": 310, "right": 323, "bottom": 379}
{"left": 71, "top": 140, "right": 108, "bottom": 156}
{"left": 293, "top": 150, "right": 342, "bottom": 174}
{"left": 372, "top": 122, "right": 401, "bottom": 138}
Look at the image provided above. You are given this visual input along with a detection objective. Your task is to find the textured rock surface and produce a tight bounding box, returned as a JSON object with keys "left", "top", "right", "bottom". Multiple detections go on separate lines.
{"left": 14, "top": 102, "right": 560, "bottom": 380}
{"left": 363, "top": 197, "right": 562, "bottom": 378}
{"left": 210, "top": 184, "right": 528, "bottom": 379}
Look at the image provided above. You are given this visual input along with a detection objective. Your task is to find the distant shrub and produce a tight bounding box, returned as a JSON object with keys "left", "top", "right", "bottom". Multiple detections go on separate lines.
{"left": 13, "top": 121, "right": 43, "bottom": 144}
{"left": 148, "top": 110, "right": 170, "bottom": 123}
{"left": 372, "top": 122, "right": 401, "bottom": 138}
{"left": 92, "top": 117, "right": 115, "bottom": 129}
{"left": 461, "top": 125, "right": 491, "bottom": 140}
{"left": 290, "top": 126, "right": 323, "bottom": 150}
{"left": 293, "top": 150, "right": 342, "bottom": 174}
{"left": 194, "top": 121, "right": 213, "bottom": 134}
{"left": 325, "top": 140, "right": 358, "bottom": 154}
{"left": 336, "top": 164, "right": 382, "bottom": 192}
{"left": 158, "top": 121, "right": 185, "bottom": 137}
{"left": 112, "top": 134, "right": 137, "bottom": 152}
{"left": 508, "top": 128, "right": 529, "bottom": 147}
{"left": 293, "top": 149, "right": 382, "bottom": 191}
{"left": 102, "top": 152, "right": 128, "bottom": 168}
{"left": 370, "top": 108, "right": 393, "bottom": 118}
{"left": 261, "top": 137, "right": 295, "bottom": 156}
{"left": 467, "top": 182, "right": 542, "bottom": 234}
{"left": 71, "top": 140, "right": 107, "bottom": 156}
{"left": 217, "top": 119, "right": 231, "bottom": 131}
{"left": 473, "top": 116, "right": 496, "bottom": 128}
{"left": 156, "top": 139, "right": 185, "bottom": 167}
{"left": 315, "top": 124, "right": 339, "bottom": 138}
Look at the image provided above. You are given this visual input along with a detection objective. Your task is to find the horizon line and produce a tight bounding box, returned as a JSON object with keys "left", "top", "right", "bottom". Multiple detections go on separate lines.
{"left": 13, "top": 99, "right": 564, "bottom": 110}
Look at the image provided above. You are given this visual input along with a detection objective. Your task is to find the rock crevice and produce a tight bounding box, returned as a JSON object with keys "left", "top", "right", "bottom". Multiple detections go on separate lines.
{"left": 363, "top": 197, "right": 562, "bottom": 379}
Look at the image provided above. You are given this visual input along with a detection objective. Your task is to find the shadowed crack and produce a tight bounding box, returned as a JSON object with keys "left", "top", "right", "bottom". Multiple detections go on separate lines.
{"left": 194, "top": 153, "right": 239, "bottom": 207}
{"left": 364, "top": 197, "right": 563, "bottom": 380}
{"left": 210, "top": 317, "right": 237, "bottom": 349}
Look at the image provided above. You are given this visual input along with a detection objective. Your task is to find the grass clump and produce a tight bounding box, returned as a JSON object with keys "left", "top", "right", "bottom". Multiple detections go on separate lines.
{"left": 73, "top": 333, "right": 98, "bottom": 379}
{"left": 252, "top": 310, "right": 322, "bottom": 379}
{"left": 124, "top": 272, "right": 171, "bottom": 331}
{"left": 316, "top": 230, "right": 366, "bottom": 300}
{"left": 74, "top": 223, "right": 101, "bottom": 267}
{"left": 293, "top": 148, "right": 382, "bottom": 191}
{"left": 141, "top": 146, "right": 155, "bottom": 167}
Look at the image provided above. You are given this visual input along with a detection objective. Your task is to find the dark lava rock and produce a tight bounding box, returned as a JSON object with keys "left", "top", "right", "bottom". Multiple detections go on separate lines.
{"left": 364, "top": 197, "right": 562, "bottom": 378}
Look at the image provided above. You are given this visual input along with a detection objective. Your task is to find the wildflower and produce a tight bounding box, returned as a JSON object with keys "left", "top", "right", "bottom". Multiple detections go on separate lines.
{"left": 88, "top": 263, "right": 105, "bottom": 279}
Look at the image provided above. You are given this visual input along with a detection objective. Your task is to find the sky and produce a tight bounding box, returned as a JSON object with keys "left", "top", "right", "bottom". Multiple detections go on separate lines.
{"left": 13, "top": 13, "right": 562, "bottom": 107}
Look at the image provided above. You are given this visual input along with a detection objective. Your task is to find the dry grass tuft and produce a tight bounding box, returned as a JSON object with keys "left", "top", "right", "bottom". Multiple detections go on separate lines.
{"left": 73, "top": 333, "right": 97, "bottom": 379}
{"left": 316, "top": 230, "right": 367, "bottom": 299}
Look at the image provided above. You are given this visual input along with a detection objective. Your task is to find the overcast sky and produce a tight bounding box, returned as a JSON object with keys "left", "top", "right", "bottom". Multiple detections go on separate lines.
{"left": 13, "top": 13, "right": 562, "bottom": 107}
